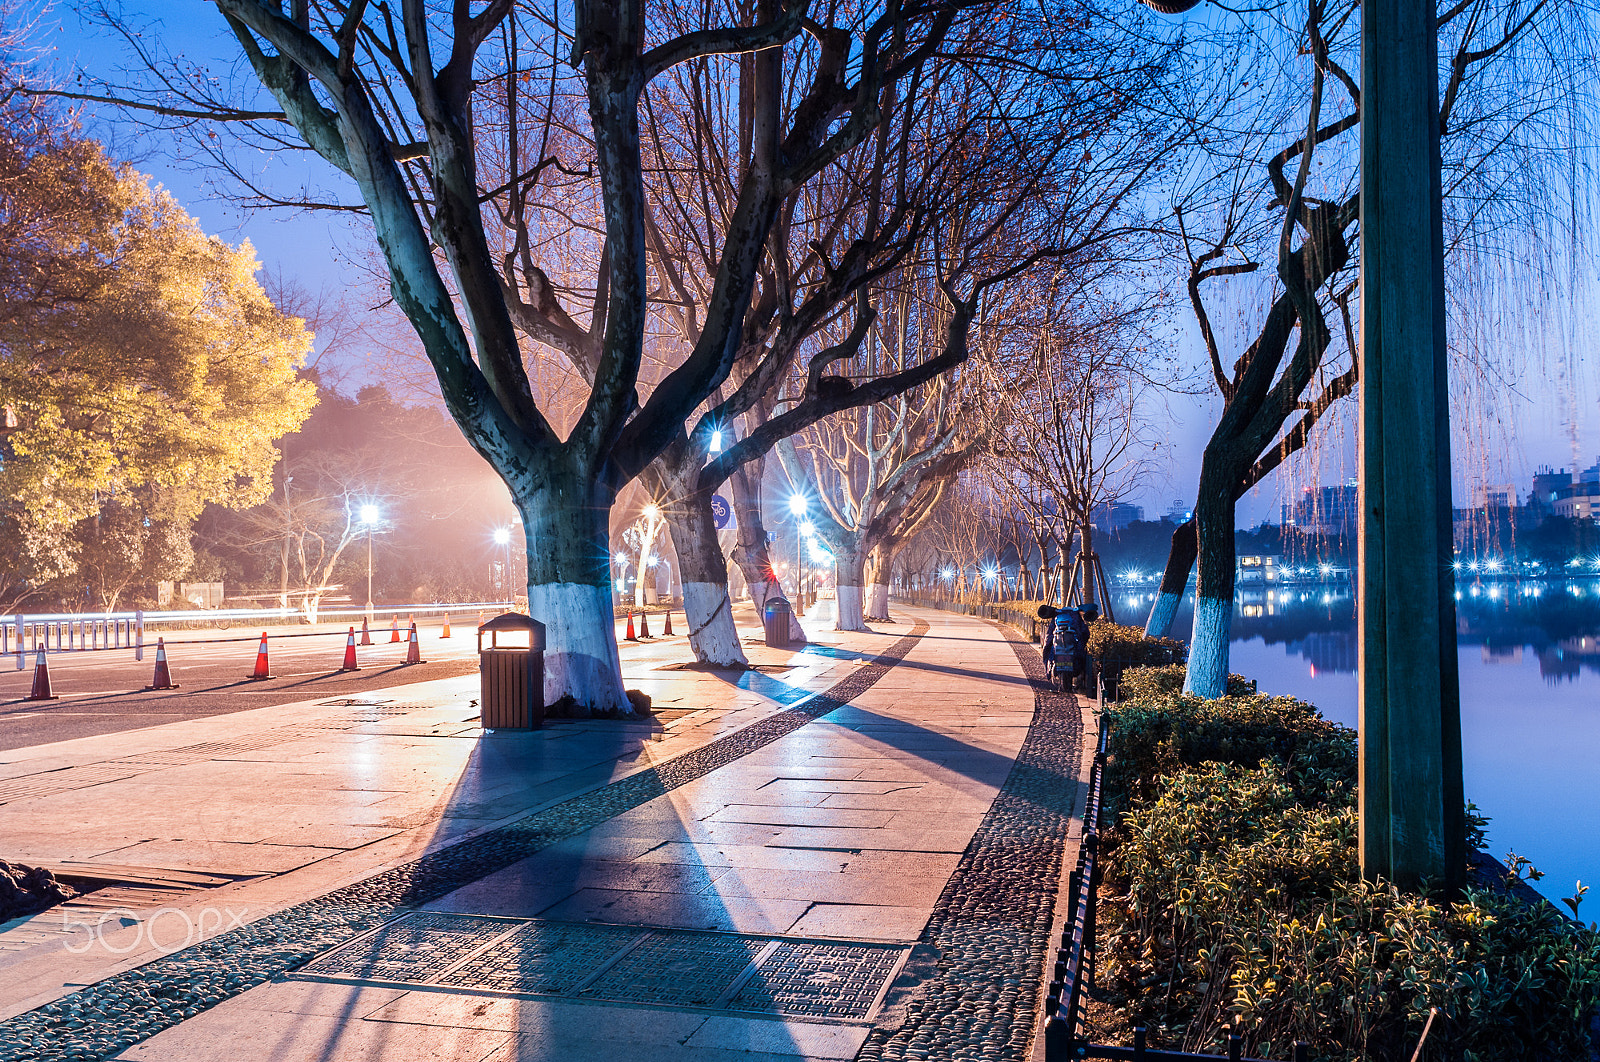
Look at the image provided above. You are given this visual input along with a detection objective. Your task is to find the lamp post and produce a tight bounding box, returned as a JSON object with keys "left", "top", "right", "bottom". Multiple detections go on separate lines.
{"left": 493, "top": 527, "right": 512, "bottom": 602}
{"left": 788, "top": 494, "right": 808, "bottom": 616}
{"left": 360, "top": 504, "right": 379, "bottom": 622}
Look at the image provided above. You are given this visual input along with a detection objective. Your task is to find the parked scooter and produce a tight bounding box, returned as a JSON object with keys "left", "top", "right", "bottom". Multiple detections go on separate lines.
{"left": 1037, "top": 604, "right": 1088, "bottom": 692}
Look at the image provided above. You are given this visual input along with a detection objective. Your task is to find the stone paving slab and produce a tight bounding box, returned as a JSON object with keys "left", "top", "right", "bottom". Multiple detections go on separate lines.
{"left": 0, "top": 613, "right": 895, "bottom": 1022}
{"left": 0, "top": 606, "right": 1087, "bottom": 1062}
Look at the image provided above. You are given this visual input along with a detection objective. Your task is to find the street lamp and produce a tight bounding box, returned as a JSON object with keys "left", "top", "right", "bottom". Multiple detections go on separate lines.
{"left": 360, "top": 504, "right": 380, "bottom": 621}
{"left": 493, "top": 527, "right": 512, "bottom": 601}
{"left": 788, "top": 494, "right": 808, "bottom": 615}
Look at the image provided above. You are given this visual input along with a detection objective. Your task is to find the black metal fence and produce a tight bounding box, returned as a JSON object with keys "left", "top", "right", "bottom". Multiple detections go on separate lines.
{"left": 1040, "top": 716, "right": 1310, "bottom": 1062}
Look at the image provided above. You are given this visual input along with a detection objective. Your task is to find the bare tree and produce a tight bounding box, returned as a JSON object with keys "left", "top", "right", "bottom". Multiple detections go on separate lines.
{"left": 72, "top": 0, "right": 1062, "bottom": 713}
{"left": 1138, "top": 0, "right": 1593, "bottom": 696}
{"left": 990, "top": 290, "right": 1159, "bottom": 620}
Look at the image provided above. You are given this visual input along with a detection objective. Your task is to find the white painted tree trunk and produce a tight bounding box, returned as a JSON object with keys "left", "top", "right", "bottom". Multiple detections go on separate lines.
{"left": 866, "top": 583, "right": 890, "bottom": 620}
{"left": 1145, "top": 591, "right": 1182, "bottom": 639}
{"left": 1181, "top": 595, "right": 1231, "bottom": 698}
{"left": 833, "top": 547, "right": 868, "bottom": 631}
{"left": 863, "top": 542, "right": 892, "bottom": 622}
{"left": 528, "top": 581, "right": 630, "bottom": 716}
{"left": 681, "top": 581, "right": 745, "bottom": 666}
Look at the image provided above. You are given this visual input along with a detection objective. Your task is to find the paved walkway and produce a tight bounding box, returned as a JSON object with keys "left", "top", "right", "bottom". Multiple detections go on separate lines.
{"left": 0, "top": 605, "right": 1091, "bottom": 1062}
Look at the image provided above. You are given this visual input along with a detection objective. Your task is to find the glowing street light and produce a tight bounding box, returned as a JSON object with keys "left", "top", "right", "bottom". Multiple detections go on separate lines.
{"left": 360, "top": 504, "right": 381, "bottom": 621}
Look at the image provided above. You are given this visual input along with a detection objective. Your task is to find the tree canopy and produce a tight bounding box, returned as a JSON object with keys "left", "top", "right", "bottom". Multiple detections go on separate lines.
{"left": 0, "top": 89, "right": 316, "bottom": 606}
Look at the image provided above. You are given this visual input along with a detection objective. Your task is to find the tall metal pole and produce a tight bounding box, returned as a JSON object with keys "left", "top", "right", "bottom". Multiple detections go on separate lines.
{"left": 1359, "top": 0, "right": 1464, "bottom": 891}
{"left": 366, "top": 526, "right": 374, "bottom": 623}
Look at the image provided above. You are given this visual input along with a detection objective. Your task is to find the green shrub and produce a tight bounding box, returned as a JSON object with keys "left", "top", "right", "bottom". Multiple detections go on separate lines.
{"left": 1095, "top": 677, "right": 1600, "bottom": 1060}
{"left": 1105, "top": 671, "right": 1356, "bottom": 811}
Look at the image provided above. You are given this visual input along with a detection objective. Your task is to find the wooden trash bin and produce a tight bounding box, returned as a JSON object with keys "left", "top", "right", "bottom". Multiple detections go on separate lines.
{"left": 477, "top": 613, "right": 546, "bottom": 730}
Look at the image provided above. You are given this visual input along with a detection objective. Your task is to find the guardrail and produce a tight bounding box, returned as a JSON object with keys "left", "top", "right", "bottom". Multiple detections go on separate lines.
{"left": 1040, "top": 716, "right": 1308, "bottom": 1062}
{"left": 2, "top": 600, "right": 516, "bottom": 668}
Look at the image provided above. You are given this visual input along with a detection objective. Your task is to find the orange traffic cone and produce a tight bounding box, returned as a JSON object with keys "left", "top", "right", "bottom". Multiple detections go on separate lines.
{"left": 441, "top": 613, "right": 452, "bottom": 639}
{"left": 639, "top": 610, "right": 652, "bottom": 638}
{"left": 145, "top": 637, "right": 179, "bottom": 690}
{"left": 625, "top": 612, "right": 637, "bottom": 641}
{"left": 360, "top": 616, "right": 373, "bottom": 646}
{"left": 247, "top": 632, "right": 274, "bottom": 680}
{"left": 390, "top": 615, "right": 401, "bottom": 643}
{"left": 403, "top": 622, "right": 426, "bottom": 665}
{"left": 340, "top": 627, "right": 361, "bottom": 672}
{"left": 662, "top": 609, "right": 674, "bottom": 636}
{"left": 26, "top": 647, "right": 58, "bottom": 701}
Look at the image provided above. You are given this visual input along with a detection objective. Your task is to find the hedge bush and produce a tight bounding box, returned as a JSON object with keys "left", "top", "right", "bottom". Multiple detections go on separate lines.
{"left": 1095, "top": 668, "right": 1600, "bottom": 1061}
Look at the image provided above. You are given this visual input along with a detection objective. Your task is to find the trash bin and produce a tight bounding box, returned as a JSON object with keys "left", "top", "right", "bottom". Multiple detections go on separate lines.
{"left": 763, "top": 597, "right": 792, "bottom": 648}
{"left": 477, "top": 613, "right": 546, "bottom": 730}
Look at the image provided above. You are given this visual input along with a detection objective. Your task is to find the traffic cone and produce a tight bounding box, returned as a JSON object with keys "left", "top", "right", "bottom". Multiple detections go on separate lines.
{"left": 441, "top": 613, "right": 452, "bottom": 638}
{"left": 340, "top": 627, "right": 361, "bottom": 672}
{"left": 360, "top": 616, "right": 373, "bottom": 646}
{"left": 662, "top": 609, "right": 674, "bottom": 636}
{"left": 403, "top": 622, "right": 425, "bottom": 665}
{"left": 639, "top": 610, "right": 652, "bottom": 638}
{"left": 246, "top": 632, "right": 274, "bottom": 680}
{"left": 625, "top": 612, "right": 637, "bottom": 641}
{"left": 145, "top": 637, "right": 179, "bottom": 690}
{"left": 390, "top": 615, "right": 401, "bottom": 643}
{"left": 26, "top": 647, "right": 58, "bottom": 701}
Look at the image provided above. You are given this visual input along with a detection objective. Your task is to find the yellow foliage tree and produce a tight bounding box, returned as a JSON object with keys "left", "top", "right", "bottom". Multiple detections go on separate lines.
{"left": 0, "top": 110, "right": 316, "bottom": 608}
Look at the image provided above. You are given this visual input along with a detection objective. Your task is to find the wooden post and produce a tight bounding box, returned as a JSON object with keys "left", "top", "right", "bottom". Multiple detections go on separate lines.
{"left": 1359, "top": 0, "right": 1464, "bottom": 890}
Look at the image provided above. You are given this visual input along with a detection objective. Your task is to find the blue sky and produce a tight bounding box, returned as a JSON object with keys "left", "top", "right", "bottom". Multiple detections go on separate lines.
{"left": 40, "top": 2, "right": 1600, "bottom": 527}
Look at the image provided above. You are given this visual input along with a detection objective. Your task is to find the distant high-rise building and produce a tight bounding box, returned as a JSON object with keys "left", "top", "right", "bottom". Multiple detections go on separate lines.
{"left": 1470, "top": 483, "right": 1516, "bottom": 510}
{"left": 1092, "top": 500, "right": 1144, "bottom": 533}
{"left": 1281, "top": 480, "right": 1358, "bottom": 535}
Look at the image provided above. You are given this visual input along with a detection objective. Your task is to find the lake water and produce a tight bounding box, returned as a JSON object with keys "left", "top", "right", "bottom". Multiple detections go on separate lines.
{"left": 1118, "top": 580, "right": 1600, "bottom": 910}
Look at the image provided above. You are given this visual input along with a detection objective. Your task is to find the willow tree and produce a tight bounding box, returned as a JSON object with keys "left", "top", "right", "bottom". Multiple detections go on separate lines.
{"left": 1139, "top": 0, "right": 1592, "bottom": 697}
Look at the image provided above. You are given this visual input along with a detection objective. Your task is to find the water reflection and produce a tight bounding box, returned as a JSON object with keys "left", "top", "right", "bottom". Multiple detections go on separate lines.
{"left": 1120, "top": 578, "right": 1600, "bottom": 907}
{"left": 1128, "top": 576, "right": 1600, "bottom": 682}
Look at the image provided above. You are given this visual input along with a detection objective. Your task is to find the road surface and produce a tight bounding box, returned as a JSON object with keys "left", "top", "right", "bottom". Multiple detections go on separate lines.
{"left": 0, "top": 619, "right": 483, "bottom": 751}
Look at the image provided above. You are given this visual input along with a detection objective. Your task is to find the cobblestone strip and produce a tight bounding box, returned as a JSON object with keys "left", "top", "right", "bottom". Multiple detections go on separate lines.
{"left": 856, "top": 624, "right": 1082, "bottom": 1062}
{"left": 0, "top": 621, "right": 929, "bottom": 1062}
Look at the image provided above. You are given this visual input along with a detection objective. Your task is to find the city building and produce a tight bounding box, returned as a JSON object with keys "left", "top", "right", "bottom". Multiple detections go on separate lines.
{"left": 1281, "top": 480, "right": 1358, "bottom": 535}
{"left": 1092, "top": 500, "right": 1144, "bottom": 534}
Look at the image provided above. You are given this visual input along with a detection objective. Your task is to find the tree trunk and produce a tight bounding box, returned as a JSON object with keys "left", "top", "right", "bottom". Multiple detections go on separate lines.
{"left": 651, "top": 446, "right": 748, "bottom": 667}
{"left": 864, "top": 541, "right": 892, "bottom": 621}
{"left": 728, "top": 460, "right": 805, "bottom": 642}
{"left": 1079, "top": 520, "right": 1097, "bottom": 610}
{"left": 517, "top": 466, "right": 632, "bottom": 717}
{"left": 833, "top": 540, "right": 869, "bottom": 631}
{"left": 1182, "top": 464, "right": 1235, "bottom": 699}
{"left": 1145, "top": 518, "right": 1197, "bottom": 638}
{"left": 633, "top": 516, "right": 663, "bottom": 608}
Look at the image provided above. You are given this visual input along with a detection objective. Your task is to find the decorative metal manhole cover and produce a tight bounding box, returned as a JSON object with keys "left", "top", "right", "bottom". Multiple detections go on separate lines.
{"left": 294, "top": 913, "right": 908, "bottom": 1022}
{"left": 438, "top": 921, "right": 642, "bottom": 995}
{"left": 727, "top": 940, "right": 908, "bottom": 1018}
{"left": 300, "top": 912, "right": 517, "bottom": 982}
{"left": 580, "top": 930, "right": 769, "bottom": 1007}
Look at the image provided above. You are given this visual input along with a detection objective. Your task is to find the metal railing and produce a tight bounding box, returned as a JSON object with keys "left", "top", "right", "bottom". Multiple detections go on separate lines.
{"left": 1041, "top": 716, "right": 1309, "bottom": 1062}
{"left": 1, "top": 600, "right": 516, "bottom": 668}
